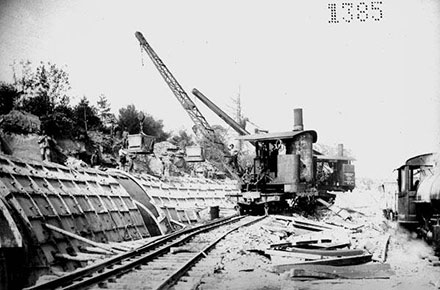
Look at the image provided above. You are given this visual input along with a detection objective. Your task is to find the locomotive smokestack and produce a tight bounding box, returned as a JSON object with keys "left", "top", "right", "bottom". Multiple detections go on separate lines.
{"left": 293, "top": 108, "right": 303, "bottom": 131}
{"left": 338, "top": 144, "right": 344, "bottom": 156}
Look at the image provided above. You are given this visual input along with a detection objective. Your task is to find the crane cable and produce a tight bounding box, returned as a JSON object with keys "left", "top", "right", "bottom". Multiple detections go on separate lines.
{"left": 140, "top": 44, "right": 145, "bottom": 66}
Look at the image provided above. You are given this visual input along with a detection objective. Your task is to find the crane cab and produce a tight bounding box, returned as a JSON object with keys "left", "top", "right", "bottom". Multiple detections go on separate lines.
{"left": 315, "top": 154, "right": 356, "bottom": 192}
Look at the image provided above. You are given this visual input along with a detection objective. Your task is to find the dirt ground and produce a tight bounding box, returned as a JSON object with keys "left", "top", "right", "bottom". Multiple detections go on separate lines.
{"left": 195, "top": 189, "right": 440, "bottom": 290}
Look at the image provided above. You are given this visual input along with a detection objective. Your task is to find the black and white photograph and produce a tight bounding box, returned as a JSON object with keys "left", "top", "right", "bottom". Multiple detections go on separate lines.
{"left": 0, "top": 1, "right": 439, "bottom": 289}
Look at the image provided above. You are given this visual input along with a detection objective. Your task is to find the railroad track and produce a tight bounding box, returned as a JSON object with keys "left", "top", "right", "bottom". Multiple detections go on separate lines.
{"left": 25, "top": 215, "right": 265, "bottom": 290}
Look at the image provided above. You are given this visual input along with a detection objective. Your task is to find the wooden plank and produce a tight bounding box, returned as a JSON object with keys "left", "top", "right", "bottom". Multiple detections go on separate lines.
{"left": 270, "top": 242, "right": 292, "bottom": 248}
{"left": 270, "top": 241, "right": 350, "bottom": 250}
{"left": 286, "top": 263, "right": 395, "bottom": 279}
{"left": 81, "top": 246, "right": 114, "bottom": 255}
{"left": 291, "top": 222, "right": 326, "bottom": 232}
{"left": 288, "top": 229, "right": 351, "bottom": 247}
{"left": 372, "top": 233, "right": 390, "bottom": 263}
{"left": 108, "top": 242, "right": 132, "bottom": 252}
{"left": 292, "top": 241, "right": 351, "bottom": 249}
{"left": 324, "top": 220, "right": 365, "bottom": 231}
{"left": 289, "top": 269, "right": 342, "bottom": 280}
{"left": 272, "top": 254, "right": 373, "bottom": 273}
{"left": 45, "top": 223, "right": 121, "bottom": 254}
{"left": 284, "top": 247, "right": 365, "bottom": 257}
{"left": 54, "top": 253, "right": 106, "bottom": 262}
{"left": 266, "top": 249, "right": 333, "bottom": 261}
{"left": 272, "top": 214, "right": 339, "bottom": 230}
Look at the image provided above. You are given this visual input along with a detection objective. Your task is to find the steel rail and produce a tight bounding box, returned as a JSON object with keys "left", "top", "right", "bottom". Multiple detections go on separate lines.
{"left": 62, "top": 215, "right": 245, "bottom": 290}
{"left": 155, "top": 215, "right": 266, "bottom": 290}
{"left": 24, "top": 215, "right": 241, "bottom": 290}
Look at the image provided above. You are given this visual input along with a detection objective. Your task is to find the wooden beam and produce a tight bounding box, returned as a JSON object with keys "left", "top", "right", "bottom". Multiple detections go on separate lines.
{"left": 81, "top": 246, "right": 114, "bottom": 255}
{"left": 266, "top": 249, "right": 333, "bottom": 261}
{"left": 272, "top": 215, "right": 340, "bottom": 230}
{"left": 283, "top": 247, "right": 365, "bottom": 257}
{"left": 372, "top": 233, "right": 391, "bottom": 263}
{"left": 54, "top": 252, "right": 106, "bottom": 262}
{"left": 45, "top": 223, "right": 121, "bottom": 254}
{"left": 292, "top": 241, "right": 351, "bottom": 249}
{"left": 288, "top": 263, "right": 395, "bottom": 280}
{"left": 287, "top": 229, "right": 351, "bottom": 247}
{"left": 272, "top": 254, "right": 373, "bottom": 273}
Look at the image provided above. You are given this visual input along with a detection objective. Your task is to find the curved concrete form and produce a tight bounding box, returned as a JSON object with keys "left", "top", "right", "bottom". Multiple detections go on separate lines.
{"left": 0, "top": 154, "right": 151, "bottom": 288}
{"left": 122, "top": 172, "right": 240, "bottom": 225}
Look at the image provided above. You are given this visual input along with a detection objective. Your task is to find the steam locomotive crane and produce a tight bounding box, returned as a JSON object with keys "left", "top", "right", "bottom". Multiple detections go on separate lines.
{"left": 192, "top": 88, "right": 356, "bottom": 194}
{"left": 134, "top": 32, "right": 223, "bottom": 148}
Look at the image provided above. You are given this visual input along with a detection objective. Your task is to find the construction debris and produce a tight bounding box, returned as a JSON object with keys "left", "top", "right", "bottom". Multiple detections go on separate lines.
{"left": 286, "top": 263, "right": 395, "bottom": 280}
{"left": 272, "top": 246, "right": 365, "bottom": 257}
{"left": 317, "top": 198, "right": 352, "bottom": 221}
{"left": 372, "top": 233, "right": 391, "bottom": 263}
{"left": 232, "top": 199, "right": 404, "bottom": 283}
{"left": 272, "top": 253, "right": 373, "bottom": 273}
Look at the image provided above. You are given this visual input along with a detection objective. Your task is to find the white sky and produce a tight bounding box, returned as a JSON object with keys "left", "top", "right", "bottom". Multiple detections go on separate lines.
{"left": 1, "top": 0, "right": 439, "bottom": 179}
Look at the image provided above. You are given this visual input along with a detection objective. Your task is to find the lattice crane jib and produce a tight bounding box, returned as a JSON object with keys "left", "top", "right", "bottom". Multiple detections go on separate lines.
{"left": 134, "top": 31, "right": 223, "bottom": 149}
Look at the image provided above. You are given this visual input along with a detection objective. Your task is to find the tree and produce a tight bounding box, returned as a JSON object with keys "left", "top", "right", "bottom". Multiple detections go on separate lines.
{"left": 118, "top": 104, "right": 139, "bottom": 134}
{"left": 96, "top": 94, "right": 117, "bottom": 134}
{"left": 8, "top": 60, "right": 78, "bottom": 137}
{"left": 0, "top": 82, "right": 20, "bottom": 115}
{"left": 141, "top": 114, "right": 169, "bottom": 141}
{"left": 96, "top": 94, "right": 112, "bottom": 123}
{"left": 118, "top": 104, "right": 170, "bottom": 141}
{"left": 37, "top": 103, "right": 75, "bottom": 137}
{"left": 73, "top": 97, "right": 102, "bottom": 134}
{"left": 200, "top": 124, "right": 229, "bottom": 163}
{"left": 12, "top": 61, "right": 71, "bottom": 116}
{"left": 168, "top": 129, "right": 195, "bottom": 149}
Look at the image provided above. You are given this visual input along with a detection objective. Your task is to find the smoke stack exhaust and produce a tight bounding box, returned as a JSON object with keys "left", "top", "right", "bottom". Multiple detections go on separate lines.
{"left": 293, "top": 108, "right": 303, "bottom": 131}
{"left": 338, "top": 144, "right": 344, "bottom": 156}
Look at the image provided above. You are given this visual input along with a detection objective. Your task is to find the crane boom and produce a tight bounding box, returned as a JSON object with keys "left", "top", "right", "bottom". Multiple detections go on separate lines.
{"left": 134, "top": 31, "right": 222, "bottom": 147}
{"left": 192, "top": 88, "right": 250, "bottom": 136}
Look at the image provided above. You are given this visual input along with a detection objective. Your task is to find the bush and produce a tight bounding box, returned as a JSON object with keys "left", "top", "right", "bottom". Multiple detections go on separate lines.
{"left": 0, "top": 83, "right": 20, "bottom": 115}
{"left": 0, "top": 110, "right": 41, "bottom": 134}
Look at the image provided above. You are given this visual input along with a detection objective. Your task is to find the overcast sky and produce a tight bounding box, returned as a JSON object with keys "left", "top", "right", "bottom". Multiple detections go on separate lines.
{"left": 1, "top": 0, "right": 439, "bottom": 179}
